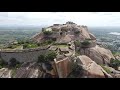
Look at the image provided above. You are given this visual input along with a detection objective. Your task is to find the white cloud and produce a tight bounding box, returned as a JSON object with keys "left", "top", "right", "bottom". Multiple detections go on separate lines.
{"left": 0, "top": 12, "right": 120, "bottom": 27}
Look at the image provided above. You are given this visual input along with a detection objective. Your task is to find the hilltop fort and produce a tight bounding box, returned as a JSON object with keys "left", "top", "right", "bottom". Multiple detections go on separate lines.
{"left": 0, "top": 21, "right": 118, "bottom": 78}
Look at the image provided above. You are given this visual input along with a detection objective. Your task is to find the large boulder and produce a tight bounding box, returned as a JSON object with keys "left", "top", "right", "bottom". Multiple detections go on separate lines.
{"left": 0, "top": 68, "right": 12, "bottom": 78}
{"left": 80, "top": 45, "right": 115, "bottom": 65}
{"left": 76, "top": 55, "right": 112, "bottom": 78}
{"left": 89, "top": 33, "right": 96, "bottom": 40}
{"left": 54, "top": 57, "right": 72, "bottom": 78}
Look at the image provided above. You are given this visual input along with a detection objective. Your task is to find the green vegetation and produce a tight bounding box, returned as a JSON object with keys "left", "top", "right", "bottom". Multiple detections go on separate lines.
{"left": 37, "top": 54, "right": 45, "bottom": 63}
{"left": 74, "top": 40, "right": 81, "bottom": 47}
{"left": 110, "top": 59, "right": 120, "bottom": 70}
{"left": 9, "top": 58, "right": 20, "bottom": 68}
{"left": 37, "top": 51, "right": 57, "bottom": 63}
{"left": 74, "top": 31, "right": 80, "bottom": 34}
{"left": 112, "top": 52, "right": 120, "bottom": 56}
{"left": 75, "top": 52, "right": 80, "bottom": 56}
{"left": 100, "top": 65, "right": 111, "bottom": 74}
{"left": 39, "top": 39, "right": 55, "bottom": 46}
{"left": 43, "top": 30, "right": 53, "bottom": 35}
{"left": 45, "top": 51, "right": 57, "bottom": 62}
{"left": 0, "top": 58, "right": 8, "bottom": 68}
{"left": 0, "top": 28, "right": 39, "bottom": 46}
{"left": 7, "top": 45, "right": 23, "bottom": 49}
{"left": 68, "top": 62, "right": 83, "bottom": 78}
{"left": 11, "top": 68, "right": 17, "bottom": 78}
{"left": 5, "top": 40, "right": 40, "bottom": 49}
{"left": 23, "top": 43, "right": 38, "bottom": 49}
{"left": 81, "top": 40, "right": 91, "bottom": 46}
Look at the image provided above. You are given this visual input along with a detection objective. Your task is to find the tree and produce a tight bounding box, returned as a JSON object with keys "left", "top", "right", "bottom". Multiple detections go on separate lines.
{"left": 45, "top": 51, "right": 57, "bottom": 62}
{"left": 9, "top": 58, "right": 20, "bottom": 68}
{"left": 37, "top": 54, "right": 45, "bottom": 63}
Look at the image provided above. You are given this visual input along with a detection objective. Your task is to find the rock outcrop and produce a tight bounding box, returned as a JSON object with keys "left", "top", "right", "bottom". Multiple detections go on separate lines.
{"left": 54, "top": 57, "right": 72, "bottom": 78}
{"left": 0, "top": 68, "right": 12, "bottom": 78}
{"left": 76, "top": 55, "right": 112, "bottom": 78}
{"left": 31, "top": 22, "right": 97, "bottom": 43}
{"left": 80, "top": 45, "right": 115, "bottom": 65}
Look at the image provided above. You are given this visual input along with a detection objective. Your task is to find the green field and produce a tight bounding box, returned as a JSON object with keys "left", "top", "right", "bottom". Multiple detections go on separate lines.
{"left": 0, "top": 27, "right": 41, "bottom": 48}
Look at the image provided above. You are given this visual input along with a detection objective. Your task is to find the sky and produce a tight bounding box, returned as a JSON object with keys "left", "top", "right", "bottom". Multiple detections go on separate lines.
{"left": 0, "top": 12, "right": 120, "bottom": 27}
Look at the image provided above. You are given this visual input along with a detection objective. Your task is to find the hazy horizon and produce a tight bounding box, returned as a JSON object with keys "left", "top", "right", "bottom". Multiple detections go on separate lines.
{"left": 0, "top": 12, "right": 120, "bottom": 27}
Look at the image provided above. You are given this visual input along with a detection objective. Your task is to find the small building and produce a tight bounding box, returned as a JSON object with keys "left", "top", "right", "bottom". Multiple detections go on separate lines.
{"left": 49, "top": 46, "right": 58, "bottom": 51}
{"left": 59, "top": 47, "right": 69, "bottom": 54}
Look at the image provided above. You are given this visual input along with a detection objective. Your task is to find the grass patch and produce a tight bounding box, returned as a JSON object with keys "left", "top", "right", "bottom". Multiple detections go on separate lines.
{"left": 11, "top": 68, "right": 17, "bottom": 78}
{"left": 75, "top": 51, "right": 80, "bottom": 56}
{"left": 112, "top": 52, "right": 120, "bottom": 56}
{"left": 23, "top": 43, "right": 39, "bottom": 49}
{"left": 26, "top": 44, "right": 38, "bottom": 48}
{"left": 100, "top": 65, "right": 111, "bottom": 74}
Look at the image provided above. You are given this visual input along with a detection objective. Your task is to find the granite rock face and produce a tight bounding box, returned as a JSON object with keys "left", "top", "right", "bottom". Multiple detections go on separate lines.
{"left": 80, "top": 45, "right": 115, "bottom": 65}
{"left": 76, "top": 55, "right": 112, "bottom": 78}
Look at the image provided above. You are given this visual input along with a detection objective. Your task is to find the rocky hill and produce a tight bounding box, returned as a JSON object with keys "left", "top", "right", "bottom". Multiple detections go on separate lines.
{"left": 31, "top": 21, "right": 115, "bottom": 65}
{"left": 0, "top": 21, "right": 119, "bottom": 78}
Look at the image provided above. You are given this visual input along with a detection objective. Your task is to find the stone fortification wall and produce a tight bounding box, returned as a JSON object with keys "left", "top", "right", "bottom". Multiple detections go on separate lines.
{"left": 0, "top": 46, "right": 49, "bottom": 62}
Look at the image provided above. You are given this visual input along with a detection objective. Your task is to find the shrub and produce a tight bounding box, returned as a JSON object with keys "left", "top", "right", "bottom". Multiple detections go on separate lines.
{"left": 74, "top": 31, "right": 80, "bottom": 34}
{"left": 41, "top": 40, "right": 54, "bottom": 46}
{"left": 15, "top": 64, "right": 21, "bottom": 68}
{"left": 9, "top": 58, "right": 20, "bottom": 68}
{"left": 101, "top": 65, "right": 111, "bottom": 74}
{"left": 37, "top": 43, "right": 40, "bottom": 46}
{"left": 18, "top": 40, "right": 25, "bottom": 44}
{"left": 74, "top": 40, "right": 81, "bottom": 47}
{"left": 45, "top": 51, "right": 57, "bottom": 62}
{"left": 46, "top": 40, "right": 54, "bottom": 44}
{"left": 7, "top": 45, "right": 13, "bottom": 48}
{"left": 110, "top": 59, "right": 120, "bottom": 70}
{"left": 81, "top": 40, "right": 91, "bottom": 46}
{"left": 37, "top": 51, "right": 57, "bottom": 63}
{"left": 23, "top": 44, "right": 28, "bottom": 49}
{"left": 37, "top": 54, "right": 45, "bottom": 63}
{"left": 43, "top": 30, "right": 53, "bottom": 35}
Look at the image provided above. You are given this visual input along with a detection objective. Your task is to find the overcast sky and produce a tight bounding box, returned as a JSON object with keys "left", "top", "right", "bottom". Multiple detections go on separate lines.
{"left": 0, "top": 12, "right": 120, "bottom": 27}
